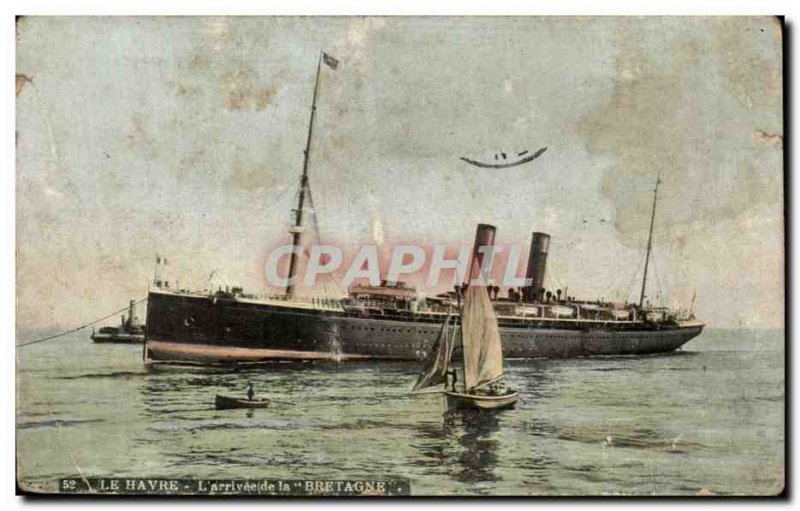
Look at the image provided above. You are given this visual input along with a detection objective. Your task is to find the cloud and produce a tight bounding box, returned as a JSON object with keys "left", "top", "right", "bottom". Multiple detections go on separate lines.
{"left": 15, "top": 17, "right": 784, "bottom": 329}
{"left": 578, "top": 18, "right": 782, "bottom": 246}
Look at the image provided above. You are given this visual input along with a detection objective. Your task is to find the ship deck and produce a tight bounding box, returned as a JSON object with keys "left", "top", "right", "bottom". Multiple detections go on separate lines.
{"left": 148, "top": 288, "right": 702, "bottom": 330}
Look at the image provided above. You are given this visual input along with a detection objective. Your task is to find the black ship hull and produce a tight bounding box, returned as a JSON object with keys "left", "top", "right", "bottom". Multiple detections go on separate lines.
{"left": 144, "top": 290, "right": 704, "bottom": 365}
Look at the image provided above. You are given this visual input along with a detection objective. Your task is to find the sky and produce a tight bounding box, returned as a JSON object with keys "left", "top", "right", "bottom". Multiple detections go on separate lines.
{"left": 16, "top": 16, "right": 783, "bottom": 330}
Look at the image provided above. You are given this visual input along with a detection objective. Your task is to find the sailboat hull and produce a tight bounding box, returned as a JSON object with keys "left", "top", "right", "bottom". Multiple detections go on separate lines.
{"left": 445, "top": 391, "right": 519, "bottom": 411}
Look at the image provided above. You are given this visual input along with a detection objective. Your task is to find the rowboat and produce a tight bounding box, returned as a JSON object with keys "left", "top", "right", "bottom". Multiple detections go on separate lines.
{"left": 215, "top": 394, "right": 270, "bottom": 410}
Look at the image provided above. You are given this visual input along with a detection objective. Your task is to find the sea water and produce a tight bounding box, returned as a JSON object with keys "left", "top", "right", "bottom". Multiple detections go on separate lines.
{"left": 16, "top": 328, "right": 784, "bottom": 496}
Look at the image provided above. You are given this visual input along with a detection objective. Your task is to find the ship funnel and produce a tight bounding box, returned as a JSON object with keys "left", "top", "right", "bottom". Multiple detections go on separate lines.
{"left": 523, "top": 232, "right": 551, "bottom": 302}
{"left": 467, "top": 223, "right": 497, "bottom": 286}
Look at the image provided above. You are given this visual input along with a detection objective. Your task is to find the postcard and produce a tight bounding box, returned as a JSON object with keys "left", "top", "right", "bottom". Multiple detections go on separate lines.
{"left": 16, "top": 16, "right": 784, "bottom": 496}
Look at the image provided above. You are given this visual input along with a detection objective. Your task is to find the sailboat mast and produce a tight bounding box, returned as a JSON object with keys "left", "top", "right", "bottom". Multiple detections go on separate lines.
{"left": 638, "top": 171, "right": 661, "bottom": 309}
{"left": 285, "top": 52, "right": 323, "bottom": 298}
{"left": 459, "top": 294, "right": 468, "bottom": 392}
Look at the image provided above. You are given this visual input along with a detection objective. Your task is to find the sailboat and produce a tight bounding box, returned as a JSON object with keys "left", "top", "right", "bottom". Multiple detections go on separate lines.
{"left": 413, "top": 223, "right": 519, "bottom": 411}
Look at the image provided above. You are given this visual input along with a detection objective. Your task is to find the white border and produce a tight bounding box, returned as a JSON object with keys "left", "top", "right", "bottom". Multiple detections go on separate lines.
{"left": 4, "top": 2, "right": 795, "bottom": 510}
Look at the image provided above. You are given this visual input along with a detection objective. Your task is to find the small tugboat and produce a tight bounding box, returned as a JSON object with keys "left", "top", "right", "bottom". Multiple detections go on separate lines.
{"left": 413, "top": 223, "right": 519, "bottom": 411}
{"left": 91, "top": 300, "right": 145, "bottom": 343}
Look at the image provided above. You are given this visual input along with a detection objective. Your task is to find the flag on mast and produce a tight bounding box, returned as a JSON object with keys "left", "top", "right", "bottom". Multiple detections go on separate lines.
{"left": 322, "top": 52, "right": 339, "bottom": 70}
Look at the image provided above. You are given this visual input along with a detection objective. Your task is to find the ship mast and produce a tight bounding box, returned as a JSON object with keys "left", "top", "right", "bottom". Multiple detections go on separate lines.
{"left": 285, "top": 52, "right": 324, "bottom": 298}
{"left": 638, "top": 171, "right": 661, "bottom": 309}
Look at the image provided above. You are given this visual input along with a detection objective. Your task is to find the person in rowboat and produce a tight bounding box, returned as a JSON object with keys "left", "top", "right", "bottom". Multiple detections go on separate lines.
{"left": 247, "top": 382, "right": 254, "bottom": 401}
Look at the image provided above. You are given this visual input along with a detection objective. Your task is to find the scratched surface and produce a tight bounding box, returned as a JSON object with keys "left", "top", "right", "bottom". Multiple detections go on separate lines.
{"left": 15, "top": 16, "right": 783, "bottom": 330}
{"left": 16, "top": 328, "right": 783, "bottom": 495}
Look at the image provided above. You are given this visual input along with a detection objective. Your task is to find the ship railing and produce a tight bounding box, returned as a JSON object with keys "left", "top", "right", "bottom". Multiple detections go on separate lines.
{"left": 232, "top": 293, "right": 346, "bottom": 311}
{"left": 308, "top": 296, "right": 345, "bottom": 311}
{"left": 277, "top": 295, "right": 345, "bottom": 311}
{"left": 512, "top": 301, "right": 640, "bottom": 322}
{"left": 343, "top": 299, "right": 413, "bottom": 312}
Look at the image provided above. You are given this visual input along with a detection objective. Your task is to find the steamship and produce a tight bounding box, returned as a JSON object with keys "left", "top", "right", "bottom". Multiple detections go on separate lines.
{"left": 143, "top": 53, "right": 704, "bottom": 366}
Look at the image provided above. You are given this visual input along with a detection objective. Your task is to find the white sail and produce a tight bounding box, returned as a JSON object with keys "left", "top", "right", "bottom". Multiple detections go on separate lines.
{"left": 412, "top": 315, "right": 456, "bottom": 393}
{"left": 461, "top": 285, "right": 504, "bottom": 391}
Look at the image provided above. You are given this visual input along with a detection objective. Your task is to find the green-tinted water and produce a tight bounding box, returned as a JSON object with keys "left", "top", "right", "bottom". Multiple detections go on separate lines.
{"left": 16, "top": 329, "right": 784, "bottom": 496}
